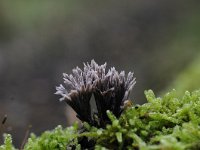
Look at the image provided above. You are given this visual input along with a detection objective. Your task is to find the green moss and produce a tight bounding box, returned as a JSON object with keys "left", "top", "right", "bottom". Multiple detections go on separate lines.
{"left": 24, "top": 124, "right": 80, "bottom": 150}
{"left": 92, "top": 90, "right": 200, "bottom": 149}
{"left": 0, "top": 134, "right": 15, "bottom": 150}
{"left": 1, "top": 90, "right": 200, "bottom": 149}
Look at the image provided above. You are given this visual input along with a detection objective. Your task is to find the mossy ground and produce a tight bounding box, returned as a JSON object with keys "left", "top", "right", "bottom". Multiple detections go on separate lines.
{"left": 1, "top": 89, "right": 200, "bottom": 150}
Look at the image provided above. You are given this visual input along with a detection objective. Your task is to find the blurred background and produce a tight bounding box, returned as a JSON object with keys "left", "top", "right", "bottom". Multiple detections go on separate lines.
{"left": 0, "top": 0, "right": 200, "bottom": 147}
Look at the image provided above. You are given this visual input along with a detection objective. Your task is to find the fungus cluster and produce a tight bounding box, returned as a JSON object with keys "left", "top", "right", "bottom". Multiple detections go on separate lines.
{"left": 55, "top": 60, "right": 136, "bottom": 127}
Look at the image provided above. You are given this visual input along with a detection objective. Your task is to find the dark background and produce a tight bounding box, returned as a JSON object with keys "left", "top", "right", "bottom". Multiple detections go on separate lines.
{"left": 0, "top": 0, "right": 200, "bottom": 147}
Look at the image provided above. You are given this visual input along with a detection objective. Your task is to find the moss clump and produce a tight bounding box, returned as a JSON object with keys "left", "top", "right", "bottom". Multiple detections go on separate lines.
{"left": 93, "top": 90, "right": 200, "bottom": 149}
{"left": 24, "top": 124, "right": 80, "bottom": 150}
{"left": 0, "top": 134, "right": 15, "bottom": 150}
{"left": 1, "top": 89, "right": 200, "bottom": 149}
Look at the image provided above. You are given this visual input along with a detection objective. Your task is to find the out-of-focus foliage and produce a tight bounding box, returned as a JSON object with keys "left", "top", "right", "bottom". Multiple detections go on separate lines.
{"left": 0, "top": 134, "right": 15, "bottom": 150}
{"left": 1, "top": 89, "right": 199, "bottom": 149}
{"left": 164, "top": 53, "right": 200, "bottom": 96}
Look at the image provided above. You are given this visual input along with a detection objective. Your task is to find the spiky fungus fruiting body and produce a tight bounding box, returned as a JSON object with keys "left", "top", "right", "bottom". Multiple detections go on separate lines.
{"left": 55, "top": 60, "right": 136, "bottom": 127}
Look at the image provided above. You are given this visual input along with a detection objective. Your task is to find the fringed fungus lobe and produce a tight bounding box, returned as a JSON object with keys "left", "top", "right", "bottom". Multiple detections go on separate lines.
{"left": 55, "top": 60, "right": 136, "bottom": 127}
